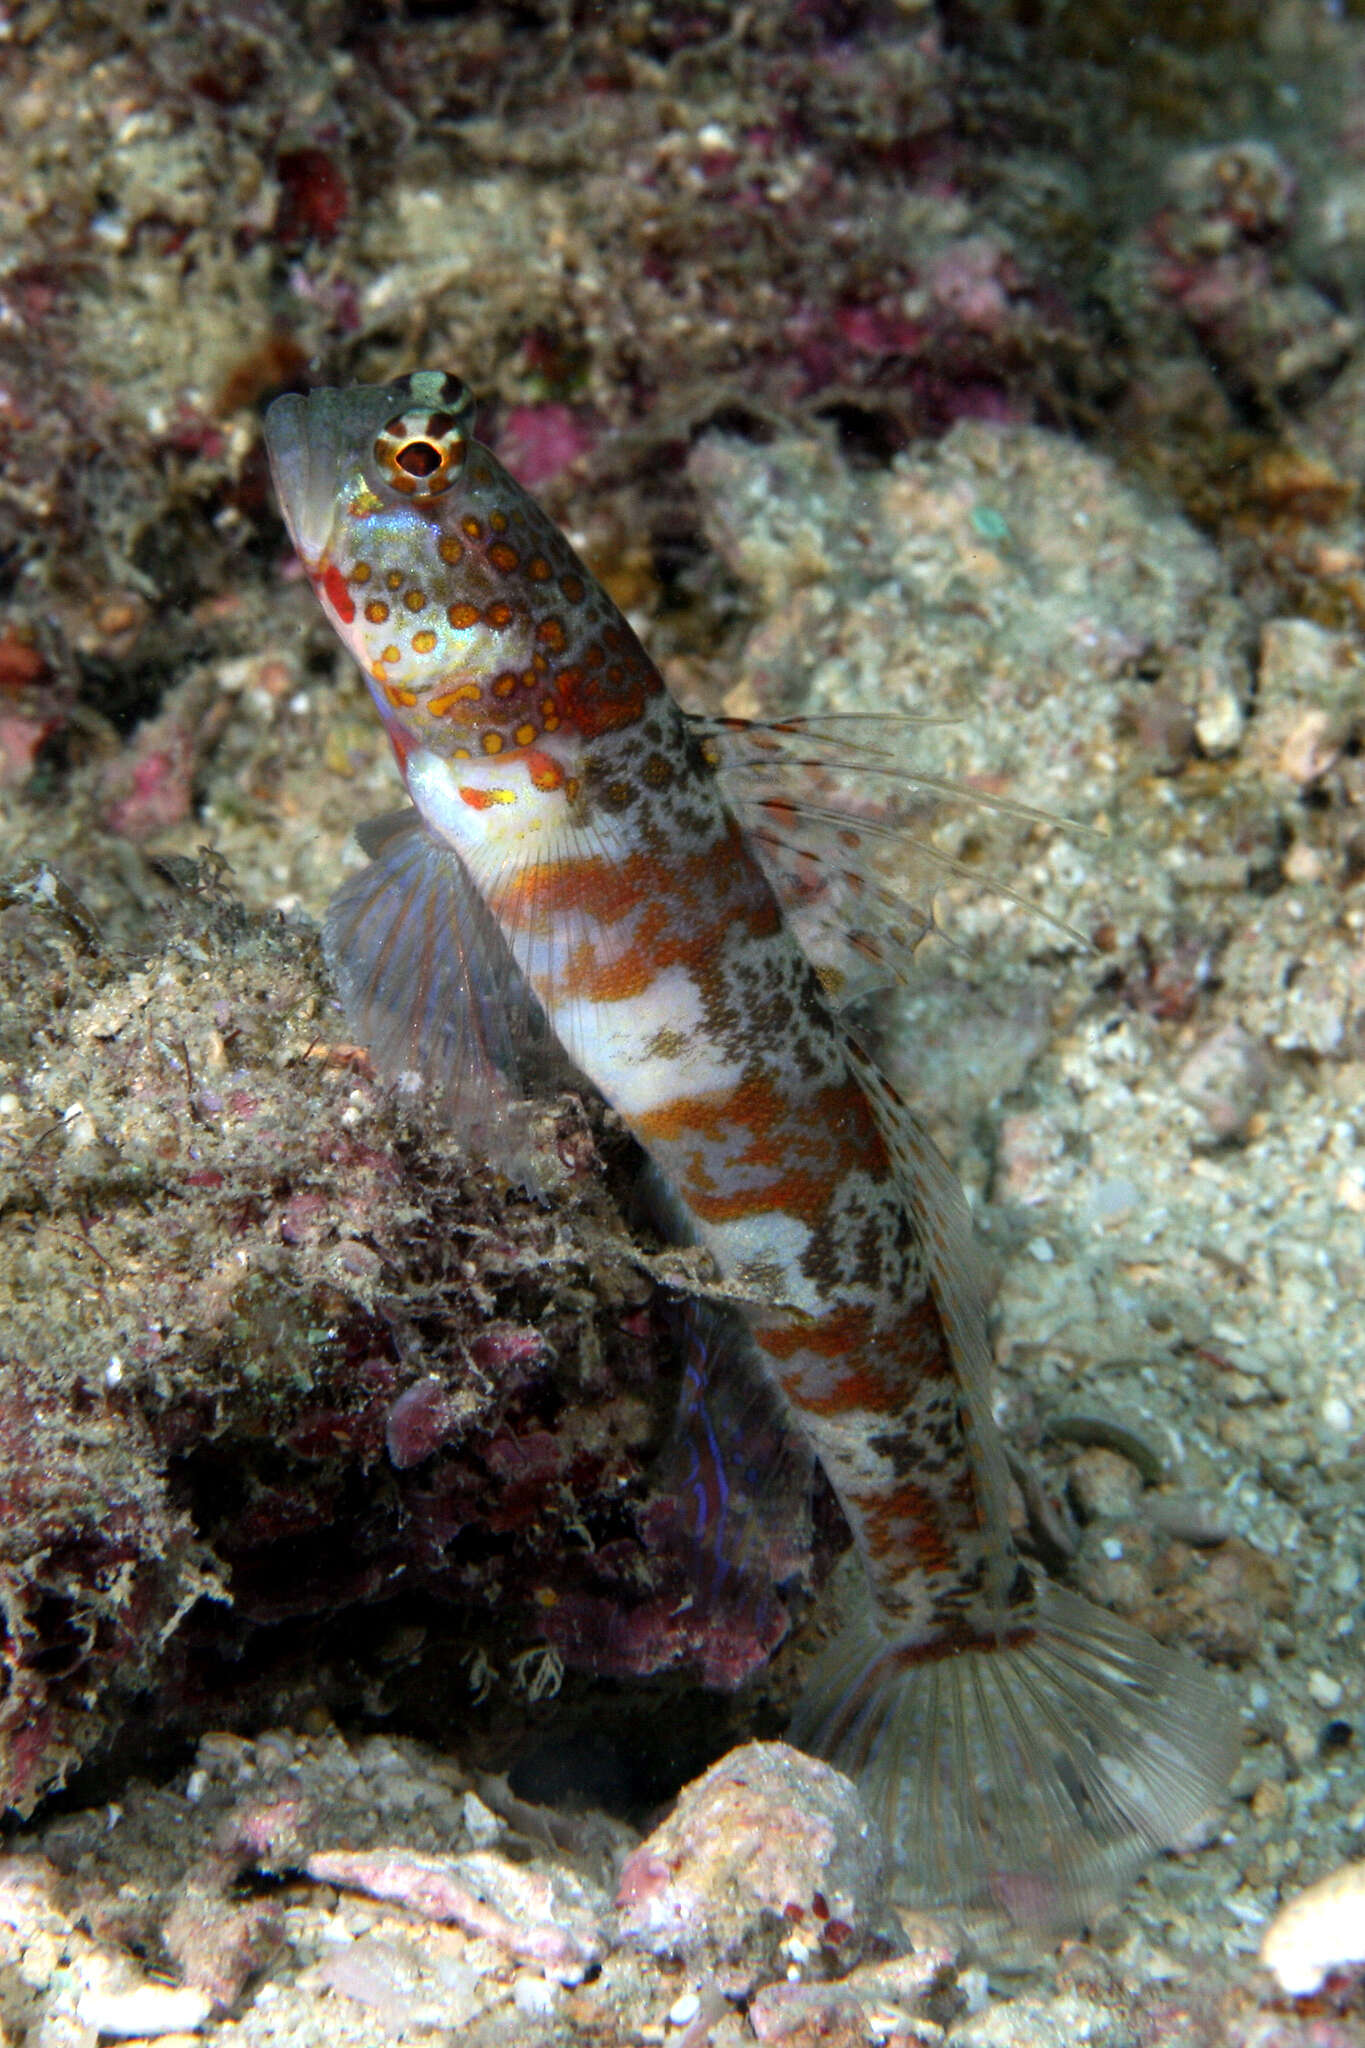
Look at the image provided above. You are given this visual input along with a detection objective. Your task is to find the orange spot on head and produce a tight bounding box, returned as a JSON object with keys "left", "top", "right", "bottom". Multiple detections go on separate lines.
{"left": 381, "top": 644, "right": 401, "bottom": 664}
{"left": 412, "top": 629, "right": 437, "bottom": 654}
{"left": 384, "top": 681, "right": 418, "bottom": 708}
{"left": 528, "top": 556, "right": 552, "bottom": 581}
{"left": 488, "top": 541, "right": 519, "bottom": 573}
{"left": 386, "top": 570, "right": 403, "bottom": 590}
{"left": 438, "top": 535, "right": 463, "bottom": 564}
{"left": 365, "top": 599, "right": 390, "bottom": 624}
{"left": 559, "top": 573, "right": 585, "bottom": 604}
{"left": 404, "top": 588, "right": 426, "bottom": 612}
{"left": 537, "top": 616, "right": 566, "bottom": 652}
{"left": 462, "top": 516, "right": 483, "bottom": 539}
{"left": 448, "top": 602, "right": 480, "bottom": 629}
{"left": 459, "top": 785, "right": 497, "bottom": 810}
{"left": 485, "top": 601, "right": 513, "bottom": 628}
{"left": 489, "top": 509, "right": 508, "bottom": 532}
{"left": 514, "top": 723, "right": 537, "bottom": 746}
{"left": 350, "top": 561, "right": 372, "bottom": 584}
{"left": 482, "top": 730, "right": 504, "bottom": 754}
{"left": 452, "top": 682, "right": 481, "bottom": 701}
{"left": 493, "top": 671, "right": 519, "bottom": 698}
{"left": 525, "top": 748, "right": 565, "bottom": 791}
{"left": 321, "top": 561, "right": 355, "bottom": 624}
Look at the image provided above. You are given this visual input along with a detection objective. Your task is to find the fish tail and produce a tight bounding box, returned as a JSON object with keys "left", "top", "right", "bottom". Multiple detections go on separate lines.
{"left": 790, "top": 1578, "right": 1237, "bottom": 1926}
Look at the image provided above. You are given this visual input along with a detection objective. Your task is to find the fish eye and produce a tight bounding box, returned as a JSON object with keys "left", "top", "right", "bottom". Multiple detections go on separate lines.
{"left": 374, "top": 406, "right": 467, "bottom": 497}
{"left": 397, "top": 440, "right": 441, "bottom": 478}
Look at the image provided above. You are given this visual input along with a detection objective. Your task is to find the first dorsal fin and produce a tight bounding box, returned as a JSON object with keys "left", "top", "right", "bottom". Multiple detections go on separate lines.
{"left": 323, "top": 808, "right": 582, "bottom": 1179}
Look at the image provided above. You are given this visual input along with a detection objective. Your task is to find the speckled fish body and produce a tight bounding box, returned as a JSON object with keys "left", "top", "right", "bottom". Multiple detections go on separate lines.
{"left": 266, "top": 372, "right": 1237, "bottom": 1923}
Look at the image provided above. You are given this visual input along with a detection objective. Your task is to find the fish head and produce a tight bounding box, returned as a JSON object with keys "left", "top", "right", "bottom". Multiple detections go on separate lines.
{"left": 265, "top": 371, "right": 624, "bottom": 783}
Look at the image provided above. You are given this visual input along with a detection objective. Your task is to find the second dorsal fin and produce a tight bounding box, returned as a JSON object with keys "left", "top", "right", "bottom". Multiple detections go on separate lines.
{"left": 696, "top": 709, "right": 1092, "bottom": 1007}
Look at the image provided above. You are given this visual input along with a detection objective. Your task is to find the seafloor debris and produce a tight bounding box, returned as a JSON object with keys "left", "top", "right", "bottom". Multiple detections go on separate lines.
{"left": 3, "top": 1720, "right": 1360, "bottom": 2047}
{"left": 0, "top": 858, "right": 826, "bottom": 1815}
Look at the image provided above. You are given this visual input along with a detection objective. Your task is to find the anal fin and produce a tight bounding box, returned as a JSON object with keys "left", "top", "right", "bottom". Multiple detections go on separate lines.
{"left": 650, "top": 1298, "right": 816, "bottom": 1687}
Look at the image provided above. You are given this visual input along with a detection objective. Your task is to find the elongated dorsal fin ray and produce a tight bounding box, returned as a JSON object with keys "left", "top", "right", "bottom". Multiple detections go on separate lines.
{"left": 694, "top": 711, "right": 1095, "bottom": 1003}
{"left": 324, "top": 809, "right": 581, "bottom": 1181}
{"left": 700, "top": 710, "right": 1099, "bottom": 837}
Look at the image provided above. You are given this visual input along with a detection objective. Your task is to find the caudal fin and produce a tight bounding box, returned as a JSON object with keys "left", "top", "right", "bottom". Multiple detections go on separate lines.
{"left": 790, "top": 1580, "right": 1238, "bottom": 1927}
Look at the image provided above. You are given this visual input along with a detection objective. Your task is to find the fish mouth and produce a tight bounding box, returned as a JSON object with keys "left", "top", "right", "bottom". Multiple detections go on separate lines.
{"left": 264, "top": 379, "right": 421, "bottom": 567}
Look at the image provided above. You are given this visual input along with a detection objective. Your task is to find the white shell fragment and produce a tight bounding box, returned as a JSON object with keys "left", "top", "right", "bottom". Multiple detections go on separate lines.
{"left": 1260, "top": 1860, "right": 1365, "bottom": 1995}
{"left": 75, "top": 1979, "right": 213, "bottom": 2037}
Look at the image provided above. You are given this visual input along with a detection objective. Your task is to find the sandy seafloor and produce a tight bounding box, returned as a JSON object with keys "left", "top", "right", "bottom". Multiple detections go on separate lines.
{"left": 0, "top": 0, "right": 1364, "bottom": 2041}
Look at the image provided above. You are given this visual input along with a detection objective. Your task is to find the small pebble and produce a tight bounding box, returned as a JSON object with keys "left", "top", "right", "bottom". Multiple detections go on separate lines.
{"left": 462, "top": 1791, "right": 503, "bottom": 1847}
{"left": 1283, "top": 1717, "right": 1318, "bottom": 1769}
{"left": 253, "top": 1732, "right": 296, "bottom": 1768}
{"left": 1251, "top": 1781, "right": 1287, "bottom": 1822}
{"left": 1308, "top": 1669, "right": 1343, "bottom": 1710}
{"left": 1193, "top": 684, "right": 1244, "bottom": 756}
{"left": 1067, "top": 1446, "right": 1142, "bottom": 1522}
{"left": 615, "top": 1741, "right": 884, "bottom": 1966}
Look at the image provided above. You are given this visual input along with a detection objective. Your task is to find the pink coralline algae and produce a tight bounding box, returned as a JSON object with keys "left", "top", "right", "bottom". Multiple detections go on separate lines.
{"left": 0, "top": 631, "right": 66, "bottom": 789}
{"left": 95, "top": 675, "right": 234, "bottom": 846}
{"left": 385, "top": 1377, "right": 467, "bottom": 1472}
{"left": 496, "top": 405, "right": 600, "bottom": 492}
